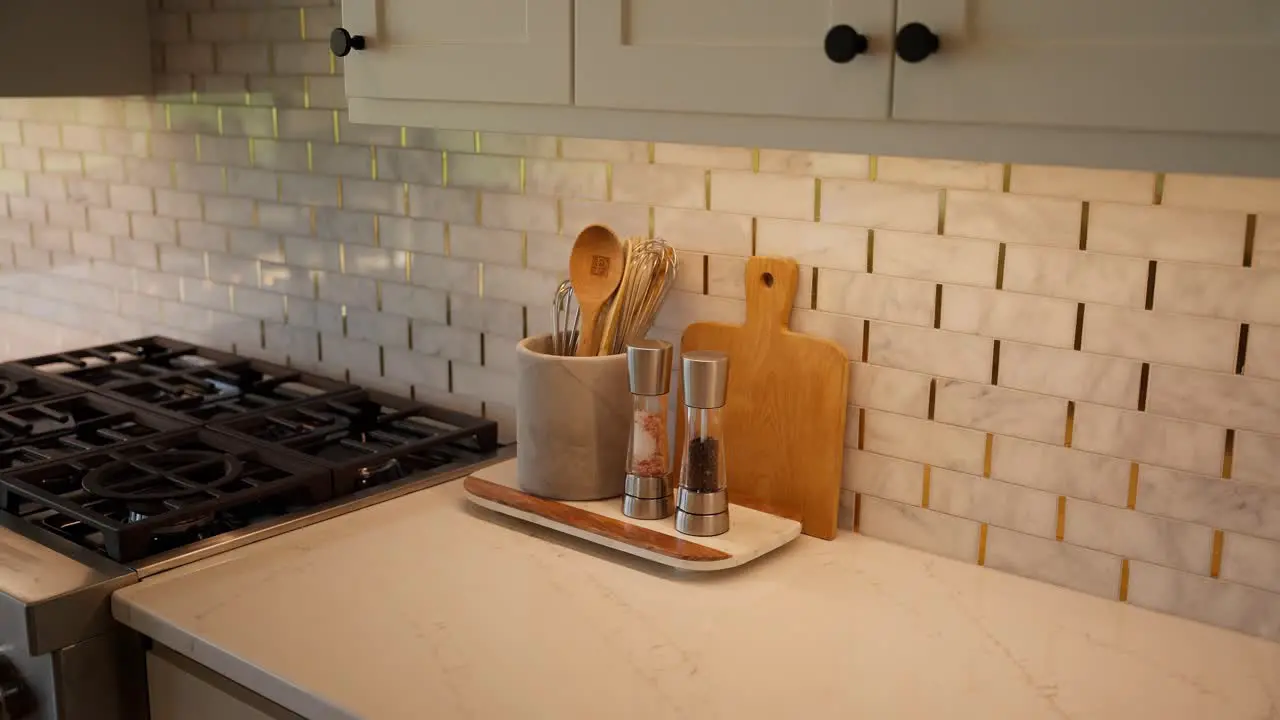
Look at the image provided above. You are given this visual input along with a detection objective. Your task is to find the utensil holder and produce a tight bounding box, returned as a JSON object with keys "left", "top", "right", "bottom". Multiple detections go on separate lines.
{"left": 516, "top": 335, "right": 630, "bottom": 500}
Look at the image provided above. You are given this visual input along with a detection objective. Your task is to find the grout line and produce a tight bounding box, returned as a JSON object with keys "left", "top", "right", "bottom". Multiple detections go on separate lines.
{"left": 519, "top": 157, "right": 526, "bottom": 194}
{"left": 813, "top": 178, "right": 822, "bottom": 222}
{"left": 933, "top": 285, "right": 942, "bottom": 329}
{"left": 921, "top": 466, "right": 931, "bottom": 508}
{"left": 995, "top": 243, "right": 1006, "bottom": 289}
{"left": 1078, "top": 202, "right": 1090, "bottom": 251}
{"left": 860, "top": 320, "right": 870, "bottom": 363}
{"left": 1153, "top": 173, "right": 1165, "bottom": 205}
{"left": 810, "top": 268, "right": 819, "bottom": 309}
{"left": 990, "top": 340, "right": 1001, "bottom": 385}
{"left": 868, "top": 156, "right": 878, "bottom": 181}
{"left": 857, "top": 408, "right": 866, "bottom": 450}
{"left": 441, "top": 151, "right": 449, "bottom": 187}
{"left": 1073, "top": 303, "right": 1085, "bottom": 351}
{"left": 370, "top": 147, "right": 378, "bottom": 180}
{"left": 605, "top": 163, "right": 613, "bottom": 201}
{"left": 927, "top": 379, "right": 937, "bottom": 420}
{"left": 866, "top": 230, "right": 875, "bottom": 273}
{"left": 1056, "top": 496, "right": 1067, "bottom": 541}
{"left": 1144, "top": 261, "right": 1157, "bottom": 310}
{"left": 1223, "top": 429, "right": 1236, "bottom": 479}
{"left": 1001, "top": 164, "right": 1011, "bottom": 193}
{"left": 1064, "top": 401, "right": 1076, "bottom": 448}
{"left": 332, "top": 110, "right": 340, "bottom": 144}
{"left": 647, "top": 142, "right": 655, "bottom": 164}
{"left": 1236, "top": 324, "right": 1250, "bottom": 374}
{"left": 474, "top": 132, "right": 481, "bottom": 154}
{"left": 1137, "top": 363, "right": 1150, "bottom": 411}
{"left": 298, "top": 8, "right": 307, "bottom": 39}
{"left": 853, "top": 493, "right": 862, "bottom": 533}
{"left": 751, "top": 217, "right": 758, "bottom": 255}
{"left": 936, "top": 189, "right": 947, "bottom": 235}
{"left": 983, "top": 433, "right": 993, "bottom": 477}
{"left": 752, "top": 149, "right": 760, "bottom": 173}
{"left": 1244, "top": 215, "right": 1257, "bottom": 267}
{"left": 648, "top": 206, "right": 656, "bottom": 239}
{"left": 701, "top": 255, "right": 709, "bottom": 295}
{"left": 977, "top": 524, "right": 988, "bottom": 565}
{"left": 1210, "top": 530, "right": 1224, "bottom": 578}
{"left": 1127, "top": 463, "right": 1139, "bottom": 509}
{"left": 1119, "top": 559, "right": 1130, "bottom": 601}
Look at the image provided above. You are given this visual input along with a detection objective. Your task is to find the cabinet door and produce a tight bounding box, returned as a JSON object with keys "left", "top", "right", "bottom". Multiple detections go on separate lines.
{"left": 576, "top": 0, "right": 895, "bottom": 119}
{"left": 341, "top": 0, "right": 571, "bottom": 104}
{"left": 147, "top": 650, "right": 301, "bottom": 720}
{"left": 892, "top": 0, "right": 1280, "bottom": 135}
{"left": 0, "top": 0, "right": 150, "bottom": 96}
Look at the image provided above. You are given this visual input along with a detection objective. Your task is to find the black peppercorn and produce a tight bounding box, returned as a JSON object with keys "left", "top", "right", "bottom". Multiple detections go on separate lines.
{"left": 685, "top": 437, "right": 720, "bottom": 493}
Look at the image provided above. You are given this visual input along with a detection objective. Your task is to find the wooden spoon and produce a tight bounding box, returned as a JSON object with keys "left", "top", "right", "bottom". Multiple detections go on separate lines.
{"left": 569, "top": 225, "right": 625, "bottom": 357}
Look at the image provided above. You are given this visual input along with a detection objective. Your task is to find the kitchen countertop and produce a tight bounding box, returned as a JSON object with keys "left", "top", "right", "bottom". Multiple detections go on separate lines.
{"left": 113, "top": 480, "right": 1280, "bottom": 720}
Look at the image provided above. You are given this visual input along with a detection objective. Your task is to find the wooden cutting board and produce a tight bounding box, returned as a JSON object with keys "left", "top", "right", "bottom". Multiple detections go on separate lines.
{"left": 675, "top": 256, "right": 849, "bottom": 540}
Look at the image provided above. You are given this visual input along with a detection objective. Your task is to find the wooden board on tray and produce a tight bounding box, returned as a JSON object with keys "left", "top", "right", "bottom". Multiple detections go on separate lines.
{"left": 676, "top": 256, "right": 849, "bottom": 540}
{"left": 463, "top": 459, "right": 801, "bottom": 571}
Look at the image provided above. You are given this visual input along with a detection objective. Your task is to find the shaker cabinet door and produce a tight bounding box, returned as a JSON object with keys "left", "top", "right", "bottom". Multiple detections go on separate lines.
{"left": 891, "top": 0, "right": 1280, "bottom": 135}
{"left": 341, "top": 0, "right": 572, "bottom": 105}
{"left": 575, "top": 0, "right": 895, "bottom": 119}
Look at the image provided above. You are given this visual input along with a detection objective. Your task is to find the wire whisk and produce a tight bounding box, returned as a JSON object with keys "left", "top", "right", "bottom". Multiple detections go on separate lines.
{"left": 550, "top": 279, "right": 581, "bottom": 356}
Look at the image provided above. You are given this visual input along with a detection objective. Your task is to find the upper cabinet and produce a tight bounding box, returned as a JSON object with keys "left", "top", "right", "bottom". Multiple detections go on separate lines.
{"left": 892, "top": 0, "right": 1280, "bottom": 135}
{"left": 575, "top": 0, "right": 895, "bottom": 119}
{"left": 339, "top": 0, "right": 572, "bottom": 104}
{"left": 0, "top": 0, "right": 150, "bottom": 97}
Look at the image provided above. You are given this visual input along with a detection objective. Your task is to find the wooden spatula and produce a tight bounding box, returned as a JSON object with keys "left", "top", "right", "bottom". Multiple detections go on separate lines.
{"left": 569, "top": 225, "right": 625, "bottom": 357}
{"left": 675, "top": 256, "right": 849, "bottom": 539}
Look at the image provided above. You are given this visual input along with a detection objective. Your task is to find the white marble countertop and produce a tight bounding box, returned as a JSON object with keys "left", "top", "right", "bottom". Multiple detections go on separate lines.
{"left": 113, "top": 479, "right": 1280, "bottom": 720}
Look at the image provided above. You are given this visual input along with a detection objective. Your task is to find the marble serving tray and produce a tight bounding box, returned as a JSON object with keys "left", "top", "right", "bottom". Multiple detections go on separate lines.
{"left": 463, "top": 459, "right": 802, "bottom": 571}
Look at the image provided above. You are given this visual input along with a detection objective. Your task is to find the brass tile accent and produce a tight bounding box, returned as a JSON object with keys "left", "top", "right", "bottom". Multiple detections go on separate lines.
{"left": 555, "top": 137, "right": 564, "bottom": 158}
{"left": 402, "top": 183, "right": 410, "bottom": 216}
{"left": 332, "top": 110, "right": 341, "bottom": 143}
{"left": 298, "top": 8, "right": 307, "bottom": 40}
{"left": 1119, "top": 559, "right": 1130, "bottom": 601}
{"left": 604, "top": 163, "right": 613, "bottom": 201}
{"left": 306, "top": 141, "right": 314, "bottom": 172}
{"left": 479, "top": 333, "right": 486, "bottom": 366}
{"left": 868, "top": 156, "right": 878, "bottom": 181}
{"left": 477, "top": 263, "right": 485, "bottom": 298}
{"left": 336, "top": 177, "right": 344, "bottom": 209}
{"left": 921, "top": 466, "right": 931, "bottom": 508}
{"left": 1153, "top": 173, "right": 1165, "bottom": 205}
{"left": 521, "top": 231, "right": 529, "bottom": 268}
{"left": 1244, "top": 215, "right": 1257, "bottom": 267}
{"left": 810, "top": 267, "right": 819, "bottom": 309}
{"left": 271, "top": 108, "right": 279, "bottom": 138}
{"left": 648, "top": 206, "right": 656, "bottom": 238}
{"left": 378, "top": 346, "right": 385, "bottom": 376}
{"left": 1223, "top": 429, "right": 1236, "bottom": 479}
{"left": 399, "top": 127, "right": 408, "bottom": 147}
{"left": 1137, "top": 363, "right": 1150, "bottom": 411}
{"left": 1236, "top": 324, "right": 1250, "bottom": 374}
{"left": 1144, "top": 261, "right": 1157, "bottom": 310}
{"left": 444, "top": 221, "right": 453, "bottom": 255}
{"left": 441, "top": 151, "right": 449, "bottom": 187}
{"left": 990, "top": 340, "right": 1001, "bottom": 385}
{"left": 936, "top": 189, "right": 947, "bottom": 235}
{"left": 813, "top": 178, "right": 822, "bottom": 222}
{"left": 474, "top": 192, "right": 483, "bottom": 225}
{"left": 193, "top": 134, "right": 202, "bottom": 163}
{"left": 447, "top": 360, "right": 454, "bottom": 393}
{"left": 647, "top": 142, "right": 655, "bottom": 164}
{"left": 247, "top": 137, "right": 256, "bottom": 166}
{"left": 995, "top": 243, "right": 1007, "bottom": 289}
{"left": 403, "top": 250, "right": 413, "bottom": 284}
{"left": 519, "top": 157, "right": 527, "bottom": 194}
{"left": 857, "top": 408, "right": 866, "bottom": 449}
{"left": 860, "top": 320, "right": 870, "bottom": 363}
{"left": 933, "top": 284, "right": 942, "bottom": 329}
{"left": 866, "top": 230, "right": 875, "bottom": 273}
{"left": 1078, "top": 202, "right": 1090, "bottom": 251}
{"left": 1073, "top": 303, "right": 1085, "bottom": 350}
{"left": 303, "top": 76, "right": 311, "bottom": 109}
{"left": 338, "top": 243, "right": 346, "bottom": 273}
{"left": 704, "top": 170, "right": 711, "bottom": 210}
{"left": 521, "top": 306, "right": 529, "bottom": 341}
{"left": 1064, "top": 401, "right": 1076, "bottom": 448}
{"left": 983, "top": 433, "right": 993, "bottom": 477}
{"left": 751, "top": 149, "right": 760, "bottom": 173}
{"left": 164, "top": 104, "right": 172, "bottom": 131}
{"left": 328, "top": 52, "right": 336, "bottom": 76}
{"left": 220, "top": 166, "right": 229, "bottom": 194}
{"left": 927, "top": 379, "right": 937, "bottom": 420}
{"left": 1001, "top": 164, "right": 1011, "bottom": 193}
{"left": 555, "top": 198, "right": 563, "bottom": 233}
{"left": 473, "top": 131, "right": 481, "bottom": 153}
{"left": 1127, "top": 463, "right": 1139, "bottom": 509}
{"left": 750, "top": 217, "right": 758, "bottom": 255}
{"left": 1210, "top": 530, "right": 1224, "bottom": 578}
{"left": 370, "top": 147, "right": 379, "bottom": 180}
{"left": 1056, "top": 496, "right": 1067, "bottom": 541}
{"left": 977, "top": 523, "right": 988, "bottom": 565}
{"left": 853, "top": 493, "right": 863, "bottom": 532}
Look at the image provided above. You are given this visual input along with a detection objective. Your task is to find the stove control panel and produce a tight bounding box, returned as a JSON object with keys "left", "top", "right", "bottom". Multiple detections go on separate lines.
{"left": 0, "top": 657, "right": 34, "bottom": 720}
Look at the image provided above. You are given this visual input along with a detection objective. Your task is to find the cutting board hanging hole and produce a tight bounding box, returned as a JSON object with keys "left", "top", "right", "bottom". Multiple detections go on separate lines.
{"left": 761, "top": 272, "right": 775, "bottom": 288}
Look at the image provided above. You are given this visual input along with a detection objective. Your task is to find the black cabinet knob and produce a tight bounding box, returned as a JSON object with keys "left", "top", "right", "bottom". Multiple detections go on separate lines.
{"left": 330, "top": 28, "right": 366, "bottom": 58}
{"left": 895, "top": 22, "right": 940, "bottom": 63}
{"left": 824, "top": 25, "right": 869, "bottom": 63}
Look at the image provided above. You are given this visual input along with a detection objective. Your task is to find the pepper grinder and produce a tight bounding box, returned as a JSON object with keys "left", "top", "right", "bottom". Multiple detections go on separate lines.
{"left": 622, "top": 339, "right": 674, "bottom": 520}
{"left": 676, "top": 351, "right": 730, "bottom": 537}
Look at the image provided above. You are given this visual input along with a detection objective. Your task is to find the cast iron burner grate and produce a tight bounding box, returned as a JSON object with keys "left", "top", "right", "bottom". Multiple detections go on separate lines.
{"left": 0, "top": 365, "right": 84, "bottom": 408}
{"left": 215, "top": 390, "right": 499, "bottom": 494}
{"left": 0, "top": 394, "right": 192, "bottom": 470}
{"left": 12, "top": 337, "right": 247, "bottom": 389}
{"left": 0, "top": 429, "right": 330, "bottom": 563}
{"left": 102, "top": 358, "right": 355, "bottom": 423}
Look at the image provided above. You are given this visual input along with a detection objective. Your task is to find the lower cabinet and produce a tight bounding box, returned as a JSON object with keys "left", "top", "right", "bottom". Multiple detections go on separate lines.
{"left": 147, "top": 649, "right": 301, "bottom": 720}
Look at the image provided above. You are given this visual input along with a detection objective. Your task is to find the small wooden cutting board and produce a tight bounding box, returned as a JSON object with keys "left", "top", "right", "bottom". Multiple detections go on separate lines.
{"left": 675, "top": 256, "right": 849, "bottom": 539}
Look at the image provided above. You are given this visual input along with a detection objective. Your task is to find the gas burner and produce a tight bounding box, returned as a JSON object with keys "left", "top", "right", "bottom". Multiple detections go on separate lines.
{"left": 82, "top": 451, "right": 244, "bottom": 500}
{"left": 0, "top": 394, "right": 191, "bottom": 465}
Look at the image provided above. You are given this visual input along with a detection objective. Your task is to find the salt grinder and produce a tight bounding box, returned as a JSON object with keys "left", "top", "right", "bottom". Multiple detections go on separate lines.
{"left": 675, "top": 351, "right": 730, "bottom": 537}
{"left": 622, "top": 340, "right": 675, "bottom": 520}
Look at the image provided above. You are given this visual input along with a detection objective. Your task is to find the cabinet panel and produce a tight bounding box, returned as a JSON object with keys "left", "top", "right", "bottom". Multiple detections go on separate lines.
{"left": 0, "top": 0, "right": 150, "bottom": 97}
{"left": 342, "top": 0, "right": 571, "bottom": 104}
{"left": 147, "top": 650, "right": 300, "bottom": 720}
{"left": 576, "top": 0, "right": 895, "bottom": 119}
{"left": 892, "top": 0, "right": 1280, "bottom": 134}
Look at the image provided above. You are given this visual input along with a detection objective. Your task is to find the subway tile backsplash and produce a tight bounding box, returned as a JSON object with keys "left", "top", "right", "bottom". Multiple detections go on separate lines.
{"left": 1, "top": 0, "right": 1279, "bottom": 643}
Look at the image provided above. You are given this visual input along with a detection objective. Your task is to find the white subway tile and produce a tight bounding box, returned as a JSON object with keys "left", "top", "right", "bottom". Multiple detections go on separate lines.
{"left": 562, "top": 198, "right": 649, "bottom": 239}
{"left": 108, "top": 185, "right": 154, "bottom": 214}
{"left": 560, "top": 137, "right": 649, "bottom": 163}
{"left": 453, "top": 362, "right": 518, "bottom": 407}
{"left": 345, "top": 307, "right": 409, "bottom": 348}
{"left": 936, "top": 380, "right": 1067, "bottom": 445}
{"left": 71, "top": 232, "right": 113, "bottom": 260}
{"left": 259, "top": 263, "right": 314, "bottom": 298}
{"left": 756, "top": 218, "right": 868, "bottom": 273}
{"left": 402, "top": 128, "right": 474, "bottom": 153}
{"left": 448, "top": 225, "right": 523, "bottom": 266}
{"left": 408, "top": 185, "right": 477, "bottom": 225}
{"left": 477, "top": 132, "right": 557, "bottom": 158}
{"left": 255, "top": 203, "right": 311, "bottom": 237}
{"left": 181, "top": 278, "right": 231, "bottom": 312}
{"left": 1244, "top": 324, "right": 1280, "bottom": 382}
{"left": 653, "top": 207, "right": 751, "bottom": 256}
{"left": 876, "top": 156, "right": 1003, "bottom": 191}
{"left": 790, "top": 308, "right": 865, "bottom": 359}
{"left": 985, "top": 526, "right": 1121, "bottom": 599}
{"left": 382, "top": 346, "right": 449, "bottom": 392}
{"left": 450, "top": 295, "right": 525, "bottom": 337}
{"left": 1137, "top": 465, "right": 1280, "bottom": 543}
{"left": 1003, "top": 245, "right": 1149, "bottom": 307}
{"left": 1127, "top": 561, "right": 1280, "bottom": 642}
{"left": 206, "top": 253, "right": 258, "bottom": 286}
{"left": 1221, "top": 533, "right": 1280, "bottom": 595}
{"left": 280, "top": 173, "right": 338, "bottom": 207}
{"left": 858, "top": 496, "right": 980, "bottom": 563}
{"left": 610, "top": 163, "right": 703, "bottom": 210}
{"left": 1155, "top": 262, "right": 1280, "bottom": 326}
{"left": 711, "top": 171, "right": 814, "bottom": 221}
{"left": 758, "top": 150, "right": 869, "bottom": 179}
{"left": 998, "top": 341, "right": 1141, "bottom": 409}
{"left": 867, "top": 321, "right": 992, "bottom": 383}
{"left": 378, "top": 216, "right": 445, "bottom": 255}
{"left": 1011, "top": 165, "right": 1155, "bottom": 204}
{"left": 524, "top": 158, "right": 606, "bottom": 200}
{"left": 480, "top": 265, "right": 561, "bottom": 306}
{"left": 231, "top": 287, "right": 283, "bottom": 322}
{"left": 820, "top": 180, "right": 939, "bottom": 234}
{"left": 873, "top": 230, "right": 997, "bottom": 287}
{"left": 412, "top": 323, "right": 481, "bottom": 364}
{"left": 1088, "top": 203, "right": 1246, "bottom": 266}
{"left": 114, "top": 238, "right": 160, "bottom": 270}
{"left": 653, "top": 291, "right": 744, "bottom": 330}
{"left": 850, "top": 362, "right": 931, "bottom": 418}
{"left": 155, "top": 190, "right": 203, "bottom": 221}
{"left": 204, "top": 196, "right": 255, "bottom": 228}
{"left": 382, "top": 282, "right": 448, "bottom": 326}
{"left": 1074, "top": 402, "right": 1225, "bottom": 476}
{"left": 1233, "top": 431, "right": 1280, "bottom": 488}
{"left": 1081, "top": 304, "right": 1238, "bottom": 372}
{"left": 376, "top": 147, "right": 443, "bottom": 186}
{"left": 283, "top": 235, "right": 340, "bottom": 273}
{"left": 1255, "top": 214, "right": 1280, "bottom": 270}
{"left": 1147, "top": 365, "right": 1280, "bottom": 436}
{"left": 705, "top": 253, "right": 811, "bottom": 309}
{"left": 1065, "top": 499, "right": 1213, "bottom": 575}
{"left": 311, "top": 143, "right": 371, "bottom": 178}
{"left": 410, "top": 255, "right": 480, "bottom": 296}
{"left": 317, "top": 272, "right": 378, "bottom": 311}
{"left": 319, "top": 334, "right": 381, "bottom": 382}
{"left": 990, "top": 435, "right": 1131, "bottom": 507}
{"left": 931, "top": 469, "right": 1059, "bottom": 538}
{"left": 477, "top": 193, "right": 556, "bottom": 234}
{"left": 342, "top": 179, "right": 403, "bottom": 215}
{"left": 843, "top": 449, "right": 924, "bottom": 505}
{"left": 343, "top": 245, "right": 408, "bottom": 283}
{"left": 1162, "top": 174, "right": 1280, "bottom": 214}
{"left": 525, "top": 232, "right": 572, "bottom": 274}
{"left": 817, "top": 270, "right": 935, "bottom": 326}
{"left": 653, "top": 142, "right": 752, "bottom": 170}
{"left": 941, "top": 285, "right": 1077, "bottom": 348}
{"left": 674, "top": 251, "right": 706, "bottom": 294}
{"left": 947, "top": 190, "right": 1081, "bottom": 248}
{"left": 863, "top": 410, "right": 987, "bottom": 476}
